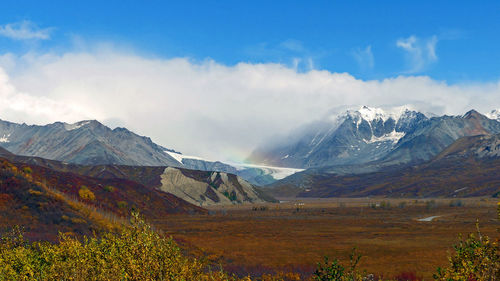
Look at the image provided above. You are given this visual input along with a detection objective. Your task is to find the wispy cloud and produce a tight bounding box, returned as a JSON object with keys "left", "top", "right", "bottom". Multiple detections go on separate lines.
{"left": 396, "top": 35, "right": 438, "bottom": 73}
{"left": 352, "top": 45, "right": 374, "bottom": 70}
{"left": 0, "top": 20, "right": 53, "bottom": 40}
{"left": 245, "top": 39, "right": 318, "bottom": 72}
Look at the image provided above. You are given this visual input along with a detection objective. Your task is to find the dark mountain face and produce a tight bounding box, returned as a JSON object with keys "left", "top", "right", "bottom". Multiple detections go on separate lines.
{"left": 249, "top": 107, "right": 500, "bottom": 169}
{"left": 0, "top": 119, "right": 181, "bottom": 166}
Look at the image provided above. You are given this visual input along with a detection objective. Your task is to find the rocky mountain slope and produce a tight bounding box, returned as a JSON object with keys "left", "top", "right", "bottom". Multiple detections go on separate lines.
{"left": 249, "top": 107, "right": 500, "bottom": 169}
{"left": 0, "top": 119, "right": 181, "bottom": 166}
{"left": 159, "top": 168, "right": 271, "bottom": 206}
{"left": 267, "top": 133, "right": 500, "bottom": 198}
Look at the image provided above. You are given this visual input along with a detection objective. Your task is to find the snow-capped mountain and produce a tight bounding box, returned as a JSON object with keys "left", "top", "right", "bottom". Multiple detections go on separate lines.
{"left": 0, "top": 119, "right": 181, "bottom": 166}
{"left": 249, "top": 106, "right": 500, "bottom": 169}
{"left": 248, "top": 106, "right": 428, "bottom": 168}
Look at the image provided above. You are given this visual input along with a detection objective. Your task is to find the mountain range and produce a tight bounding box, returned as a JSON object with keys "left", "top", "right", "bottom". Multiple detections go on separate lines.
{"left": 249, "top": 106, "right": 500, "bottom": 170}
{"left": 267, "top": 132, "right": 500, "bottom": 198}
{"left": 1, "top": 106, "right": 499, "bottom": 201}
{"left": 0, "top": 119, "right": 298, "bottom": 185}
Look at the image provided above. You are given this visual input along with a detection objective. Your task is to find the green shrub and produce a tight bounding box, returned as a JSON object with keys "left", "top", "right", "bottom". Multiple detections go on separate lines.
{"left": 103, "top": 185, "right": 115, "bottom": 192}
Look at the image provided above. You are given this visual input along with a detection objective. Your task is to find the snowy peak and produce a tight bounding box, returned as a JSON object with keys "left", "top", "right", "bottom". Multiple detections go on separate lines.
{"left": 248, "top": 105, "right": 431, "bottom": 168}
{"left": 346, "top": 105, "right": 421, "bottom": 123}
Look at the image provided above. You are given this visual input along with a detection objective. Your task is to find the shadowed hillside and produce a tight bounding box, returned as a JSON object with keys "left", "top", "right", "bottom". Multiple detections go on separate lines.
{"left": 0, "top": 157, "right": 206, "bottom": 241}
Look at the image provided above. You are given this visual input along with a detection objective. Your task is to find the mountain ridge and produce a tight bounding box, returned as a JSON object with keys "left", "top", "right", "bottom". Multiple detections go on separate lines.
{"left": 0, "top": 119, "right": 182, "bottom": 167}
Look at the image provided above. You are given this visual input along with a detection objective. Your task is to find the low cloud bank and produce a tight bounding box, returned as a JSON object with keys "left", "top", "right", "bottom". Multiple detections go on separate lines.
{"left": 0, "top": 50, "right": 499, "bottom": 161}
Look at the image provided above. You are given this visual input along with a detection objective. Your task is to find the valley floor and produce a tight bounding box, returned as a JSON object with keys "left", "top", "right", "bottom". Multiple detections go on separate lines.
{"left": 154, "top": 197, "right": 499, "bottom": 279}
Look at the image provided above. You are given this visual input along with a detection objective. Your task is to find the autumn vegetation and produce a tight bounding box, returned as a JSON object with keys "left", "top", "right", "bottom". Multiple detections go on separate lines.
{"left": 0, "top": 157, "right": 499, "bottom": 280}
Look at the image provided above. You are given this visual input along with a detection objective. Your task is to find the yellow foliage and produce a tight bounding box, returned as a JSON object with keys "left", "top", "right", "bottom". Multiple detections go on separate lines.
{"left": 78, "top": 185, "right": 96, "bottom": 201}
{"left": 0, "top": 213, "right": 251, "bottom": 281}
{"left": 28, "top": 189, "right": 43, "bottom": 196}
{"left": 22, "top": 167, "right": 32, "bottom": 174}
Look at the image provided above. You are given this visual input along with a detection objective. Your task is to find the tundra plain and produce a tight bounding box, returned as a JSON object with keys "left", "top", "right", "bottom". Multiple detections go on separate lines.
{"left": 156, "top": 197, "right": 500, "bottom": 279}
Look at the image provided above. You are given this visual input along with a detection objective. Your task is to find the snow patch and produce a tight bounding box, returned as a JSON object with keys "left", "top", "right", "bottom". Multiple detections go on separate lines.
{"left": 348, "top": 105, "right": 415, "bottom": 122}
{"left": 486, "top": 109, "right": 500, "bottom": 121}
{"left": 165, "top": 151, "right": 207, "bottom": 164}
{"left": 364, "top": 130, "right": 405, "bottom": 144}
{"left": 0, "top": 134, "right": 10, "bottom": 143}
{"left": 64, "top": 121, "right": 91, "bottom": 131}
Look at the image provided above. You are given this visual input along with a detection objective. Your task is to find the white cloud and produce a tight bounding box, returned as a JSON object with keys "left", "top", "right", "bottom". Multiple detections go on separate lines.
{"left": 352, "top": 45, "right": 374, "bottom": 70}
{"left": 0, "top": 20, "right": 53, "bottom": 40}
{"left": 397, "top": 35, "right": 438, "bottom": 73}
{"left": 0, "top": 49, "right": 499, "bottom": 162}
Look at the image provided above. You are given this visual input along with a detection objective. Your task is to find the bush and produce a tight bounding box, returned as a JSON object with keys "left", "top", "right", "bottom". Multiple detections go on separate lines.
{"left": 78, "top": 185, "right": 95, "bottom": 201}
{"left": 313, "top": 256, "right": 345, "bottom": 281}
{"left": 103, "top": 185, "right": 115, "bottom": 192}
{"left": 0, "top": 213, "right": 246, "bottom": 280}
{"left": 22, "top": 167, "right": 32, "bottom": 174}
{"left": 434, "top": 203, "right": 500, "bottom": 280}
{"left": 434, "top": 231, "right": 500, "bottom": 280}
{"left": 313, "top": 248, "right": 362, "bottom": 281}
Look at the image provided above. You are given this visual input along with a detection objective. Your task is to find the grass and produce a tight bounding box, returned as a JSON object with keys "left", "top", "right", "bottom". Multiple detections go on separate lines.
{"left": 155, "top": 198, "right": 499, "bottom": 279}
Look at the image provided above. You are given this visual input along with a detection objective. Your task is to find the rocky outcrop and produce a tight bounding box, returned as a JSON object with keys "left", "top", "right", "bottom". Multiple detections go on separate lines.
{"left": 159, "top": 167, "right": 268, "bottom": 206}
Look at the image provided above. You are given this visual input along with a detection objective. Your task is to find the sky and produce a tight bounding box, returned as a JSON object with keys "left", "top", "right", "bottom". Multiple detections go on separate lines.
{"left": 0, "top": 1, "right": 499, "bottom": 162}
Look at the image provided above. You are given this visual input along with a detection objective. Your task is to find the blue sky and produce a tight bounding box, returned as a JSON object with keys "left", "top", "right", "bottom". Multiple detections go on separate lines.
{"left": 0, "top": 1, "right": 499, "bottom": 160}
{"left": 1, "top": 0, "right": 499, "bottom": 82}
